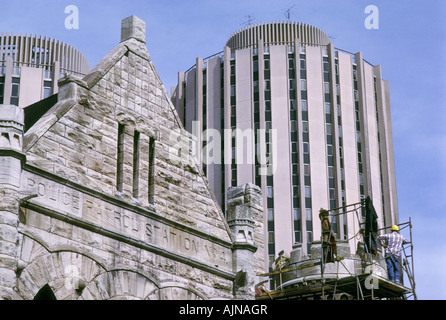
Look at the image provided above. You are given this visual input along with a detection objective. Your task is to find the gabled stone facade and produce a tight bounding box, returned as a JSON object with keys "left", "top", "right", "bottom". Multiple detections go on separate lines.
{"left": 0, "top": 16, "right": 263, "bottom": 300}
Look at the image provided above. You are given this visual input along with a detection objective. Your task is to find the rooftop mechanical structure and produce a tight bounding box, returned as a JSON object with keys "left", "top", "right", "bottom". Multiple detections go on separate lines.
{"left": 255, "top": 200, "right": 417, "bottom": 300}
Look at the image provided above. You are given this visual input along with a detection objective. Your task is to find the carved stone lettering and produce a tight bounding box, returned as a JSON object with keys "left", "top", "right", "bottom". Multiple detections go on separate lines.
{"left": 22, "top": 172, "right": 83, "bottom": 217}
{"left": 82, "top": 193, "right": 230, "bottom": 269}
{"left": 144, "top": 222, "right": 227, "bottom": 265}
{"left": 20, "top": 171, "right": 231, "bottom": 270}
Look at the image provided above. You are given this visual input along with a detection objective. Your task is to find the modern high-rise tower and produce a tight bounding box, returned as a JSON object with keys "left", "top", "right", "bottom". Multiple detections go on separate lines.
{"left": 0, "top": 33, "right": 90, "bottom": 108}
{"left": 172, "top": 21, "right": 399, "bottom": 275}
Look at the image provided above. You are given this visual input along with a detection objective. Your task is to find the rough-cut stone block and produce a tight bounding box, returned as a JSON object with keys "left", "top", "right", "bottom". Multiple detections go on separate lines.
{"left": 121, "top": 15, "right": 146, "bottom": 43}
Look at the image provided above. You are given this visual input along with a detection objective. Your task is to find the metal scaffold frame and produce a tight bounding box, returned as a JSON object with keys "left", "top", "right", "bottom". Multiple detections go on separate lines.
{"left": 255, "top": 199, "right": 417, "bottom": 300}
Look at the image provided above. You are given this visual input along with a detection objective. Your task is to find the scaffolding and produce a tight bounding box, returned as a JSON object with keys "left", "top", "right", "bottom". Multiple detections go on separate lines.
{"left": 256, "top": 200, "right": 417, "bottom": 300}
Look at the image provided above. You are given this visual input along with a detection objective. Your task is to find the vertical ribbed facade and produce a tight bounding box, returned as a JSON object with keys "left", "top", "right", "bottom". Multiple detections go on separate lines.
{"left": 0, "top": 33, "right": 89, "bottom": 107}
{"left": 225, "top": 21, "right": 330, "bottom": 50}
{"left": 172, "top": 21, "right": 398, "bottom": 274}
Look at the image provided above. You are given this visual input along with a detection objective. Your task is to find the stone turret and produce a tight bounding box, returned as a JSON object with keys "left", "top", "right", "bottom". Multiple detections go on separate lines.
{"left": 0, "top": 104, "right": 24, "bottom": 156}
{"left": 0, "top": 104, "right": 25, "bottom": 299}
{"left": 227, "top": 183, "right": 264, "bottom": 300}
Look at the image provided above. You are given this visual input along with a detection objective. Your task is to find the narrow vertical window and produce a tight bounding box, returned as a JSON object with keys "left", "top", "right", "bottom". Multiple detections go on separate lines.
{"left": 116, "top": 123, "right": 125, "bottom": 192}
{"left": 132, "top": 130, "right": 140, "bottom": 198}
{"left": 0, "top": 76, "right": 5, "bottom": 104}
{"left": 10, "top": 77, "right": 20, "bottom": 106}
{"left": 43, "top": 80, "right": 52, "bottom": 98}
{"left": 148, "top": 137, "right": 155, "bottom": 202}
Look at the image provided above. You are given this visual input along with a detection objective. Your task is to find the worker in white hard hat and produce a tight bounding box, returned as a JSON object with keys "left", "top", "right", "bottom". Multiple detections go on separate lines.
{"left": 377, "top": 225, "right": 409, "bottom": 284}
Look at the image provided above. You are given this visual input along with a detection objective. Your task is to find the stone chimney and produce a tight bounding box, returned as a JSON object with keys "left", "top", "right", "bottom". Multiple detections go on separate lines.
{"left": 121, "top": 15, "right": 146, "bottom": 43}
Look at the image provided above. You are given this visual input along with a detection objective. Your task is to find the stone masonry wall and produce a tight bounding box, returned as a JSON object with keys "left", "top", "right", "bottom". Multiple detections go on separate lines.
{"left": 15, "top": 207, "right": 234, "bottom": 300}
{"left": 23, "top": 34, "right": 231, "bottom": 244}
{"left": 0, "top": 16, "right": 261, "bottom": 300}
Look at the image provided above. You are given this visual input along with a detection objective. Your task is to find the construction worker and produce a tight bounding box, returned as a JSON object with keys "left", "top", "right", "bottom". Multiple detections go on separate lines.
{"left": 377, "top": 225, "right": 409, "bottom": 284}
{"left": 319, "top": 208, "right": 336, "bottom": 263}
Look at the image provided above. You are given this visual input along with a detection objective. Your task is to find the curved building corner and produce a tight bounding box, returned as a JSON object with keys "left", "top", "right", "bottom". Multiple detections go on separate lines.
{"left": 0, "top": 33, "right": 90, "bottom": 108}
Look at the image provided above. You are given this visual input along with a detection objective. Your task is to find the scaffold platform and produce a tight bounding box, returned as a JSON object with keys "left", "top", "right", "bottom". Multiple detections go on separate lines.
{"left": 256, "top": 273, "right": 412, "bottom": 300}
{"left": 255, "top": 200, "right": 417, "bottom": 300}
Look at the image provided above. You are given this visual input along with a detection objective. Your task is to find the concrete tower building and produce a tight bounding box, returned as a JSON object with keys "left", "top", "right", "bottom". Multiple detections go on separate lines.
{"left": 0, "top": 33, "right": 90, "bottom": 108}
{"left": 172, "top": 21, "right": 399, "bottom": 274}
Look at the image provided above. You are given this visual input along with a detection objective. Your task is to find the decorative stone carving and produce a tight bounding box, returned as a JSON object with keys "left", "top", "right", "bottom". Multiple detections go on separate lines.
{"left": 227, "top": 183, "right": 264, "bottom": 300}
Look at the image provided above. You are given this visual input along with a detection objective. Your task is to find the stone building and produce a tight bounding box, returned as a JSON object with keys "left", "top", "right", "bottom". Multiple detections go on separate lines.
{"left": 0, "top": 16, "right": 264, "bottom": 300}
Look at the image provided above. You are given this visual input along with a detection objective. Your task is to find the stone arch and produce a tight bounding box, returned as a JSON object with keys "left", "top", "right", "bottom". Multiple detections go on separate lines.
{"left": 16, "top": 247, "right": 106, "bottom": 300}
{"left": 15, "top": 234, "right": 160, "bottom": 300}
{"left": 17, "top": 231, "right": 108, "bottom": 271}
{"left": 79, "top": 269, "right": 159, "bottom": 300}
{"left": 155, "top": 281, "right": 208, "bottom": 300}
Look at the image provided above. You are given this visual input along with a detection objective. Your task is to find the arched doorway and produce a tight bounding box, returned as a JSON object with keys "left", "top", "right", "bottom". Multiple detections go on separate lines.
{"left": 33, "top": 284, "right": 57, "bottom": 300}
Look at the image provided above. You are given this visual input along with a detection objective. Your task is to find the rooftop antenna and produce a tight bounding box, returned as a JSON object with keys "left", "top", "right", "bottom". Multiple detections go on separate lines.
{"left": 283, "top": 4, "right": 296, "bottom": 21}
{"left": 241, "top": 15, "right": 255, "bottom": 27}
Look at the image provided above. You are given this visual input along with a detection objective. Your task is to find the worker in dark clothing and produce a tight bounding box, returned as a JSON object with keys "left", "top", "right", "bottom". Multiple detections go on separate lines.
{"left": 378, "top": 225, "right": 409, "bottom": 284}
{"left": 319, "top": 208, "right": 336, "bottom": 263}
{"left": 364, "top": 196, "right": 378, "bottom": 254}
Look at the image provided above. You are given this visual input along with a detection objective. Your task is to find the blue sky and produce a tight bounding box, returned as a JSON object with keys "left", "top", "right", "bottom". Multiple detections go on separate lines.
{"left": 1, "top": 0, "right": 445, "bottom": 300}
